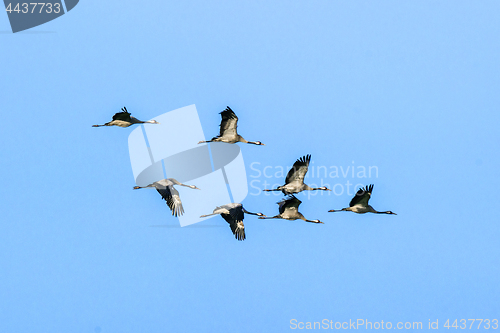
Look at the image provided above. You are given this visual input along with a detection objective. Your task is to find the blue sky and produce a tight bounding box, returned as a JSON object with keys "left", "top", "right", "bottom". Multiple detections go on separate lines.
{"left": 1, "top": 1, "right": 499, "bottom": 332}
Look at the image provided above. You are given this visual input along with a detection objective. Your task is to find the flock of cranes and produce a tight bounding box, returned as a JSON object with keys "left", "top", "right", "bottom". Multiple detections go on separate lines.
{"left": 94, "top": 106, "right": 396, "bottom": 241}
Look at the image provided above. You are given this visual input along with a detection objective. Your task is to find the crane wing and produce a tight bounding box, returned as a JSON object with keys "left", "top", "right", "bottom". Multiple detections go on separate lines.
{"left": 285, "top": 155, "right": 311, "bottom": 185}
{"left": 228, "top": 220, "right": 245, "bottom": 241}
{"left": 349, "top": 184, "right": 373, "bottom": 207}
{"left": 218, "top": 106, "right": 239, "bottom": 138}
{"left": 112, "top": 108, "right": 132, "bottom": 122}
{"left": 156, "top": 184, "right": 184, "bottom": 216}
{"left": 220, "top": 205, "right": 245, "bottom": 241}
{"left": 223, "top": 204, "right": 245, "bottom": 222}
{"left": 278, "top": 195, "right": 301, "bottom": 214}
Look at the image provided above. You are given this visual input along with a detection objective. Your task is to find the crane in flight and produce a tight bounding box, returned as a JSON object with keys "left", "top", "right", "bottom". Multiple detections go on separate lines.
{"left": 328, "top": 184, "right": 397, "bottom": 215}
{"left": 198, "top": 106, "right": 264, "bottom": 145}
{"left": 259, "top": 195, "right": 323, "bottom": 224}
{"left": 93, "top": 107, "right": 159, "bottom": 128}
{"left": 200, "top": 203, "right": 265, "bottom": 241}
{"left": 263, "top": 155, "right": 331, "bottom": 195}
{"left": 134, "top": 178, "right": 200, "bottom": 216}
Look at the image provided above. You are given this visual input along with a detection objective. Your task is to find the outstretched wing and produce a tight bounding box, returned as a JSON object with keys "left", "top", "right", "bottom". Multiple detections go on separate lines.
{"left": 228, "top": 220, "right": 245, "bottom": 241}
{"left": 285, "top": 154, "right": 311, "bottom": 185}
{"left": 350, "top": 184, "right": 373, "bottom": 207}
{"left": 220, "top": 205, "right": 245, "bottom": 241}
{"left": 278, "top": 195, "right": 301, "bottom": 214}
{"left": 156, "top": 184, "right": 184, "bottom": 216}
{"left": 112, "top": 107, "right": 132, "bottom": 122}
{"left": 218, "top": 106, "right": 239, "bottom": 138}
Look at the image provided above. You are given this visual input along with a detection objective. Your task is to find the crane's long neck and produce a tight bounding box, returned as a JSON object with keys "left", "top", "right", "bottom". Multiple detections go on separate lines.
{"left": 182, "top": 184, "right": 199, "bottom": 190}
{"left": 242, "top": 208, "right": 261, "bottom": 216}
{"left": 171, "top": 179, "right": 198, "bottom": 190}
{"left": 238, "top": 136, "right": 262, "bottom": 145}
{"left": 299, "top": 215, "right": 323, "bottom": 223}
{"left": 175, "top": 182, "right": 189, "bottom": 188}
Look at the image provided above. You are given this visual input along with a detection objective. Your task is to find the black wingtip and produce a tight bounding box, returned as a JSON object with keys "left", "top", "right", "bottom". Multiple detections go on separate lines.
{"left": 235, "top": 230, "right": 245, "bottom": 241}
{"left": 298, "top": 154, "right": 311, "bottom": 164}
{"left": 171, "top": 206, "right": 184, "bottom": 217}
{"left": 284, "top": 194, "right": 300, "bottom": 204}
{"left": 220, "top": 106, "right": 237, "bottom": 118}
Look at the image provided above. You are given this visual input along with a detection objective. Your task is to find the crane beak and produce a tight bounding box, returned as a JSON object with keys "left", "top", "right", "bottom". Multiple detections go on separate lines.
{"left": 133, "top": 186, "right": 141, "bottom": 190}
